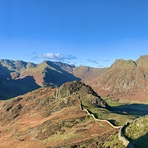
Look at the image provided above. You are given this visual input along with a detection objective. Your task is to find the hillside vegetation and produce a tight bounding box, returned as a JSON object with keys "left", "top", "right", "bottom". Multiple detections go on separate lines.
{"left": 124, "top": 116, "right": 148, "bottom": 148}
{"left": 0, "top": 81, "right": 124, "bottom": 148}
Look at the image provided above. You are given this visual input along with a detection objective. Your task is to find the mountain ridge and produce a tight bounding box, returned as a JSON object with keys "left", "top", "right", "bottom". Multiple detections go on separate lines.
{"left": 1, "top": 55, "right": 148, "bottom": 101}
{"left": 0, "top": 59, "right": 104, "bottom": 99}
{"left": 0, "top": 81, "right": 117, "bottom": 148}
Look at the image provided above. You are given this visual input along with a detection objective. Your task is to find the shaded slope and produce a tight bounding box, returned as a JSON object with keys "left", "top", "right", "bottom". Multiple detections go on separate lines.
{"left": 0, "top": 59, "right": 107, "bottom": 100}
{"left": 20, "top": 61, "right": 80, "bottom": 87}
{"left": 0, "top": 76, "right": 40, "bottom": 100}
{"left": 0, "top": 60, "right": 39, "bottom": 99}
{"left": 0, "top": 81, "right": 117, "bottom": 148}
{"left": 42, "top": 61, "right": 80, "bottom": 86}
{"left": 0, "top": 60, "right": 80, "bottom": 99}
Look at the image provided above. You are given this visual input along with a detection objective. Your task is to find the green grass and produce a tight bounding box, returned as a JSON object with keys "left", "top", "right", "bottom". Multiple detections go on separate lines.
{"left": 101, "top": 132, "right": 125, "bottom": 148}
{"left": 81, "top": 96, "right": 148, "bottom": 126}
{"left": 84, "top": 105, "right": 135, "bottom": 126}
{"left": 66, "top": 132, "right": 125, "bottom": 148}
{"left": 124, "top": 116, "right": 148, "bottom": 148}
{"left": 103, "top": 97, "right": 121, "bottom": 107}
{"left": 124, "top": 116, "right": 148, "bottom": 140}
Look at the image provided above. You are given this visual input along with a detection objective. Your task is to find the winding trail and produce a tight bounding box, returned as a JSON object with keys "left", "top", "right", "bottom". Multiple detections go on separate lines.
{"left": 78, "top": 97, "right": 133, "bottom": 148}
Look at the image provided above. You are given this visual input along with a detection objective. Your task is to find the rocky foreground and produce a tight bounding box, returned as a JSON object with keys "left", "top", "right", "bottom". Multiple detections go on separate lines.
{"left": 0, "top": 81, "right": 124, "bottom": 148}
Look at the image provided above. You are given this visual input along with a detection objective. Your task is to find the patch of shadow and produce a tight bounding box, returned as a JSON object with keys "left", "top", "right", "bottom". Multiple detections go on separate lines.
{"left": 108, "top": 119, "right": 117, "bottom": 126}
{"left": 111, "top": 104, "right": 148, "bottom": 116}
{"left": 43, "top": 61, "right": 81, "bottom": 86}
{"left": 127, "top": 133, "right": 148, "bottom": 148}
{"left": 0, "top": 76, "right": 40, "bottom": 100}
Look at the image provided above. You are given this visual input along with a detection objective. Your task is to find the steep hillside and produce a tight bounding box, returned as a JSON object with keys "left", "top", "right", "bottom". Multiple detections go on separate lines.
{"left": 0, "top": 81, "right": 121, "bottom": 148}
{"left": 19, "top": 60, "right": 80, "bottom": 87}
{"left": 0, "top": 60, "right": 80, "bottom": 99}
{"left": 0, "top": 60, "right": 39, "bottom": 99}
{"left": 73, "top": 66, "right": 107, "bottom": 83}
{"left": 52, "top": 61, "right": 75, "bottom": 73}
{"left": 90, "top": 55, "right": 148, "bottom": 102}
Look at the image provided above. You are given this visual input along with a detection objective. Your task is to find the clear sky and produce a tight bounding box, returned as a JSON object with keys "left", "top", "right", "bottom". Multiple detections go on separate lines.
{"left": 0, "top": 0, "right": 148, "bottom": 67}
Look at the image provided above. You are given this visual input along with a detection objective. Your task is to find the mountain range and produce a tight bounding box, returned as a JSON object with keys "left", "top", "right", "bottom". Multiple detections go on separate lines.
{"left": 1, "top": 55, "right": 148, "bottom": 102}
{"left": 0, "top": 59, "right": 105, "bottom": 100}
{"left": 1, "top": 56, "right": 148, "bottom": 147}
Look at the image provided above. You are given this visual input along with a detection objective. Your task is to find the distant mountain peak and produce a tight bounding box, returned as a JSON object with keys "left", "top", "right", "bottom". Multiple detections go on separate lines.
{"left": 110, "top": 59, "right": 137, "bottom": 69}
{"left": 0, "top": 59, "right": 28, "bottom": 71}
{"left": 90, "top": 55, "right": 148, "bottom": 102}
{"left": 138, "top": 55, "right": 148, "bottom": 59}
{"left": 136, "top": 55, "right": 148, "bottom": 67}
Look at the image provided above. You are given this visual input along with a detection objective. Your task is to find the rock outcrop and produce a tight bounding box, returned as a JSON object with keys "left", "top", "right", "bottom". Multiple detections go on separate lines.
{"left": 55, "top": 81, "right": 110, "bottom": 109}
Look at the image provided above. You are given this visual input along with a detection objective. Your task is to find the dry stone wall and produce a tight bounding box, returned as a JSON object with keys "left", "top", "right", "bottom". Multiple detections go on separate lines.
{"left": 78, "top": 98, "right": 134, "bottom": 147}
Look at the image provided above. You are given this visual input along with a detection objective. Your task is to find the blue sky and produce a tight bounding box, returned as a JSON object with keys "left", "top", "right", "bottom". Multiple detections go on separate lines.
{"left": 0, "top": 0, "right": 148, "bottom": 67}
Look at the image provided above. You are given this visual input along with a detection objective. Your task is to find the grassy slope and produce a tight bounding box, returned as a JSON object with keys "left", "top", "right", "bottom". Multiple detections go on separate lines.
{"left": 124, "top": 116, "right": 148, "bottom": 148}
{"left": 82, "top": 95, "right": 148, "bottom": 126}
{"left": 0, "top": 82, "right": 124, "bottom": 148}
